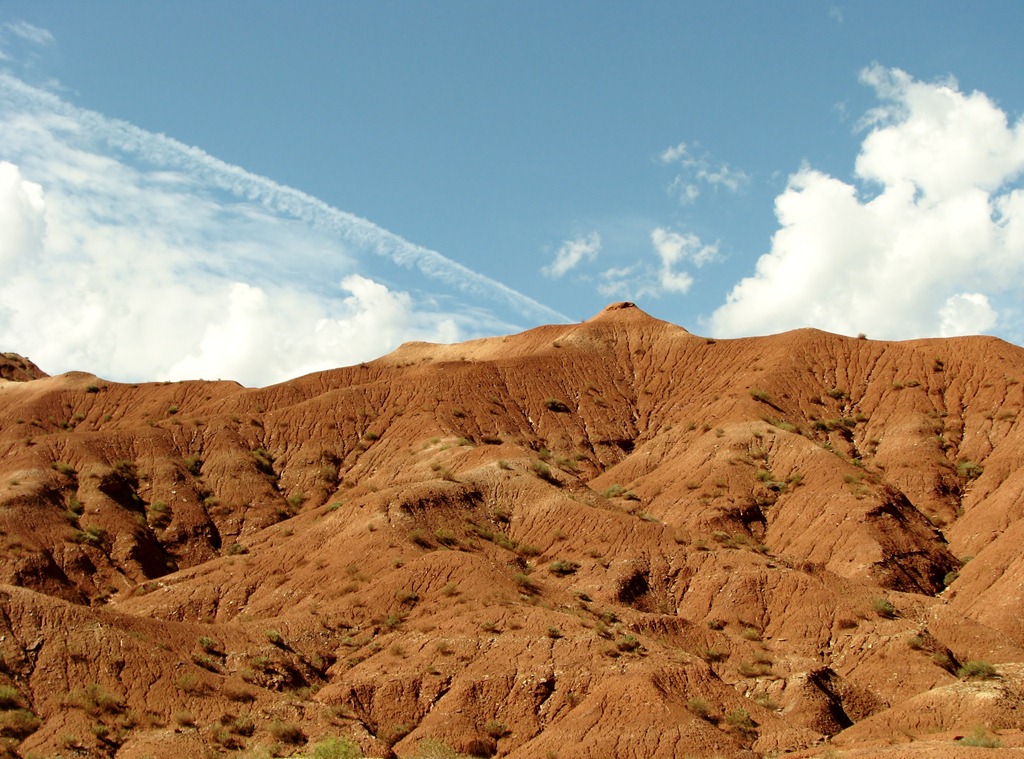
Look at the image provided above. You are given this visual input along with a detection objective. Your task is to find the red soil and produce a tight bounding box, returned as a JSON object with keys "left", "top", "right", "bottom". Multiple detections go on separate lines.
{"left": 0, "top": 303, "right": 1023, "bottom": 757}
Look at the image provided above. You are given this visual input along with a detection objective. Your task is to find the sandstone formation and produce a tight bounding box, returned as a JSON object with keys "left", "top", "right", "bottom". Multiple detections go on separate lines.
{"left": 0, "top": 303, "right": 1023, "bottom": 757}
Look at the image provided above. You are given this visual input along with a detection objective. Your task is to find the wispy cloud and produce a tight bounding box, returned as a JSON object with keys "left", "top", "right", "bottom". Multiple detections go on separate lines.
{"left": 711, "top": 65, "right": 1024, "bottom": 340}
{"left": 0, "top": 73, "right": 567, "bottom": 325}
{"left": 542, "top": 232, "right": 601, "bottom": 278}
{"left": 660, "top": 141, "right": 750, "bottom": 204}
{"left": 0, "top": 39, "right": 569, "bottom": 385}
{"left": 4, "top": 21, "right": 55, "bottom": 46}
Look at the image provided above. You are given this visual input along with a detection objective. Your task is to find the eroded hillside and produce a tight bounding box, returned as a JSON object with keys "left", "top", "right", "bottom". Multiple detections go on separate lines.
{"left": 1, "top": 303, "right": 1024, "bottom": 757}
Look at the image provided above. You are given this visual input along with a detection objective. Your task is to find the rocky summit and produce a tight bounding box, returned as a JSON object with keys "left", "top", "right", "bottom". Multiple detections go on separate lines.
{"left": 1, "top": 303, "right": 1024, "bottom": 758}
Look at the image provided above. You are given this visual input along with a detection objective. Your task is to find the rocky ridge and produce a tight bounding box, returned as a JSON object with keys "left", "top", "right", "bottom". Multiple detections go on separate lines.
{"left": 0, "top": 303, "right": 1022, "bottom": 757}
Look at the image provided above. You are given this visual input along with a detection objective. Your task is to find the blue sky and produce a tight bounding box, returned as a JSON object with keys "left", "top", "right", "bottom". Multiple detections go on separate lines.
{"left": 2, "top": 2, "right": 1024, "bottom": 385}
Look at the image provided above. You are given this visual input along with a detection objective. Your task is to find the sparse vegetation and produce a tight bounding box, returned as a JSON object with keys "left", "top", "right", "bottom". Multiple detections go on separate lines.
{"left": 311, "top": 736, "right": 364, "bottom": 759}
{"left": 0, "top": 708, "right": 40, "bottom": 739}
{"left": 269, "top": 719, "right": 306, "bottom": 745}
{"left": 265, "top": 629, "right": 285, "bottom": 647}
{"left": 957, "top": 460, "right": 984, "bottom": 481}
{"left": 687, "top": 697, "right": 713, "bottom": 720}
{"left": 957, "top": 660, "right": 997, "bottom": 679}
{"left": 0, "top": 686, "right": 21, "bottom": 710}
{"left": 183, "top": 454, "right": 202, "bottom": 475}
{"left": 52, "top": 461, "right": 77, "bottom": 477}
{"left": 533, "top": 460, "right": 558, "bottom": 483}
{"left": 67, "top": 683, "right": 124, "bottom": 716}
{"left": 549, "top": 559, "right": 580, "bottom": 576}
{"left": 872, "top": 597, "right": 896, "bottom": 619}
{"left": 725, "top": 708, "right": 757, "bottom": 735}
{"left": 957, "top": 726, "right": 1002, "bottom": 748}
{"left": 483, "top": 719, "right": 509, "bottom": 739}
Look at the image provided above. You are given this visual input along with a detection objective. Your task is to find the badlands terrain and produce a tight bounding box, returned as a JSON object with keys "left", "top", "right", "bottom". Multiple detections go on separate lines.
{"left": 1, "top": 302, "right": 1024, "bottom": 758}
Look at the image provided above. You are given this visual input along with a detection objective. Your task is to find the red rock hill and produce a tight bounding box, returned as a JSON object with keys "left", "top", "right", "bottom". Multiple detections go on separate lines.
{"left": 0, "top": 303, "right": 1023, "bottom": 757}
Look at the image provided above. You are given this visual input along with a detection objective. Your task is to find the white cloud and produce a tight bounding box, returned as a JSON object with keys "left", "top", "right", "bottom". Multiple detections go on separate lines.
{"left": 597, "top": 227, "right": 716, "bottom": 299}
{"left": 711, "top": 66, "right": 1024, "bottom": 340}
{"left": 0, "top": 161, "right": 45, "bottom": 271}
{"left": 652, "top": 227, "right": 719, "bottom": 269}
{"left": 660, "top": 141, "right": 750, "bottom": 204}
{"left": 4, "top": 22, "right": 55, "bottom": 46}
{"left": 939, "top": 293, "right": 997, "bottom": 337}
{"left": 0, "top": 56, "right": 568, "bottom": 386}
{"left": 0, "top": 154, "right": 466, "bottom": 385}
{"left": 166, "top": 275, "right": 459, "bottom": 383}
{"left": 542, "top": 232, "right": 601, "bottom": 278}
{"left": 0, "top": 71, "right": 568, "bottom": 326}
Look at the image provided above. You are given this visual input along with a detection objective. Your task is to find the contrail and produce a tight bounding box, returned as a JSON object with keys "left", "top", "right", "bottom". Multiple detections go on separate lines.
{"left": 0, "top": 72, "right": 572, "bottom": 325}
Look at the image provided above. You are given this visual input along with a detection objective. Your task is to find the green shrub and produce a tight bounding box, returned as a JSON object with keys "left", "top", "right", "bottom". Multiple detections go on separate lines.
{"left": 532, "top": 460, "right": 557, "bottom": 483}
{"left": 958, "top": 726, "right": 1002, "bottom": 748}
{"left": 483, "top": 719, "right": 509, "bottom": 739}
{"left": 738, "top": 660, "right": 773, "bottom": 677}
{"left": 725, "top": 708, "right": 756, "bottom": 734}
{"left": 957, "top": 460, "right": 984, "bottom": 481}
{"left": 312, "top": 737, "right": 364, "bottom": 759}
{"left": 395, "top": 589, "right": 419, "bottom": 606}
{"left": 191, "top": 652, "right": 220, "bottom": 672}
{"left": 688, "top": 697, "right": 712, "bottom": 720}
{"left": 409, "top": 528, "right": 432, "bottom": 548}
{"left": 51, "top": 461, "right": 77, "bottom": 477}
{"left": 264, "top": 629, "right": 285, "bottom": 647}
{"left": 67, "top": 683, "right": 123, "bottom": 716}
{"left": 549, "top": 559, "right": 580, "bottom": 576}
{"left": 616, "top": 635, "right": 640, "bottom": 652}
{"left": 434, "top": 528, "right": 458, "bottom": 547}
{"left": 871, "top": 597, "right": 896, "bottom": 619}
{"left": 0, "top": 708, "right": 40, "bottom": 738}
{"left": 513, "top": 573, "right": 538, "bottom": 594}
{"left": 0, "top": 685, "right": 21, "bottom": 710}
{"left": 958, "top": 660, "right": 997, "bottom": 679}
{"left": 251, "top": 448, "right": 276, "bottom": 477}
{"left": 269, "top": 719, "right": 305, "bottom": 744}
{"left": 411, "top": 738, "right": 465, "bottom": 758}
{"left": 222, "top": 713, "right": 255, "bottom": 736}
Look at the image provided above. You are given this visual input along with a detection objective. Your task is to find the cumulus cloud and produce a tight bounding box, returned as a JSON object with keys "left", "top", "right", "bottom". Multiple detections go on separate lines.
{"left": 711, "top": 65, "right": 1024, "bottom": 339}
{"left": 598, "top": 227, "right": 717, "bottom": 299}
{"left": 0, "top": 161, "right": 45, "bottom": 270}
{"left": 0, "top": 153, "right": 466, "bottom": 385}
{"left": 0, "top": 47, "right": 568, "bottom": 386}
{"left": 660, "top": 141, "right": 750, "bottom": 204}
{"left": 542, "top": 232, "right": 601, "bottom": 278}
{"left": 166, "top": 275, "right": 459, "bottom": 383}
